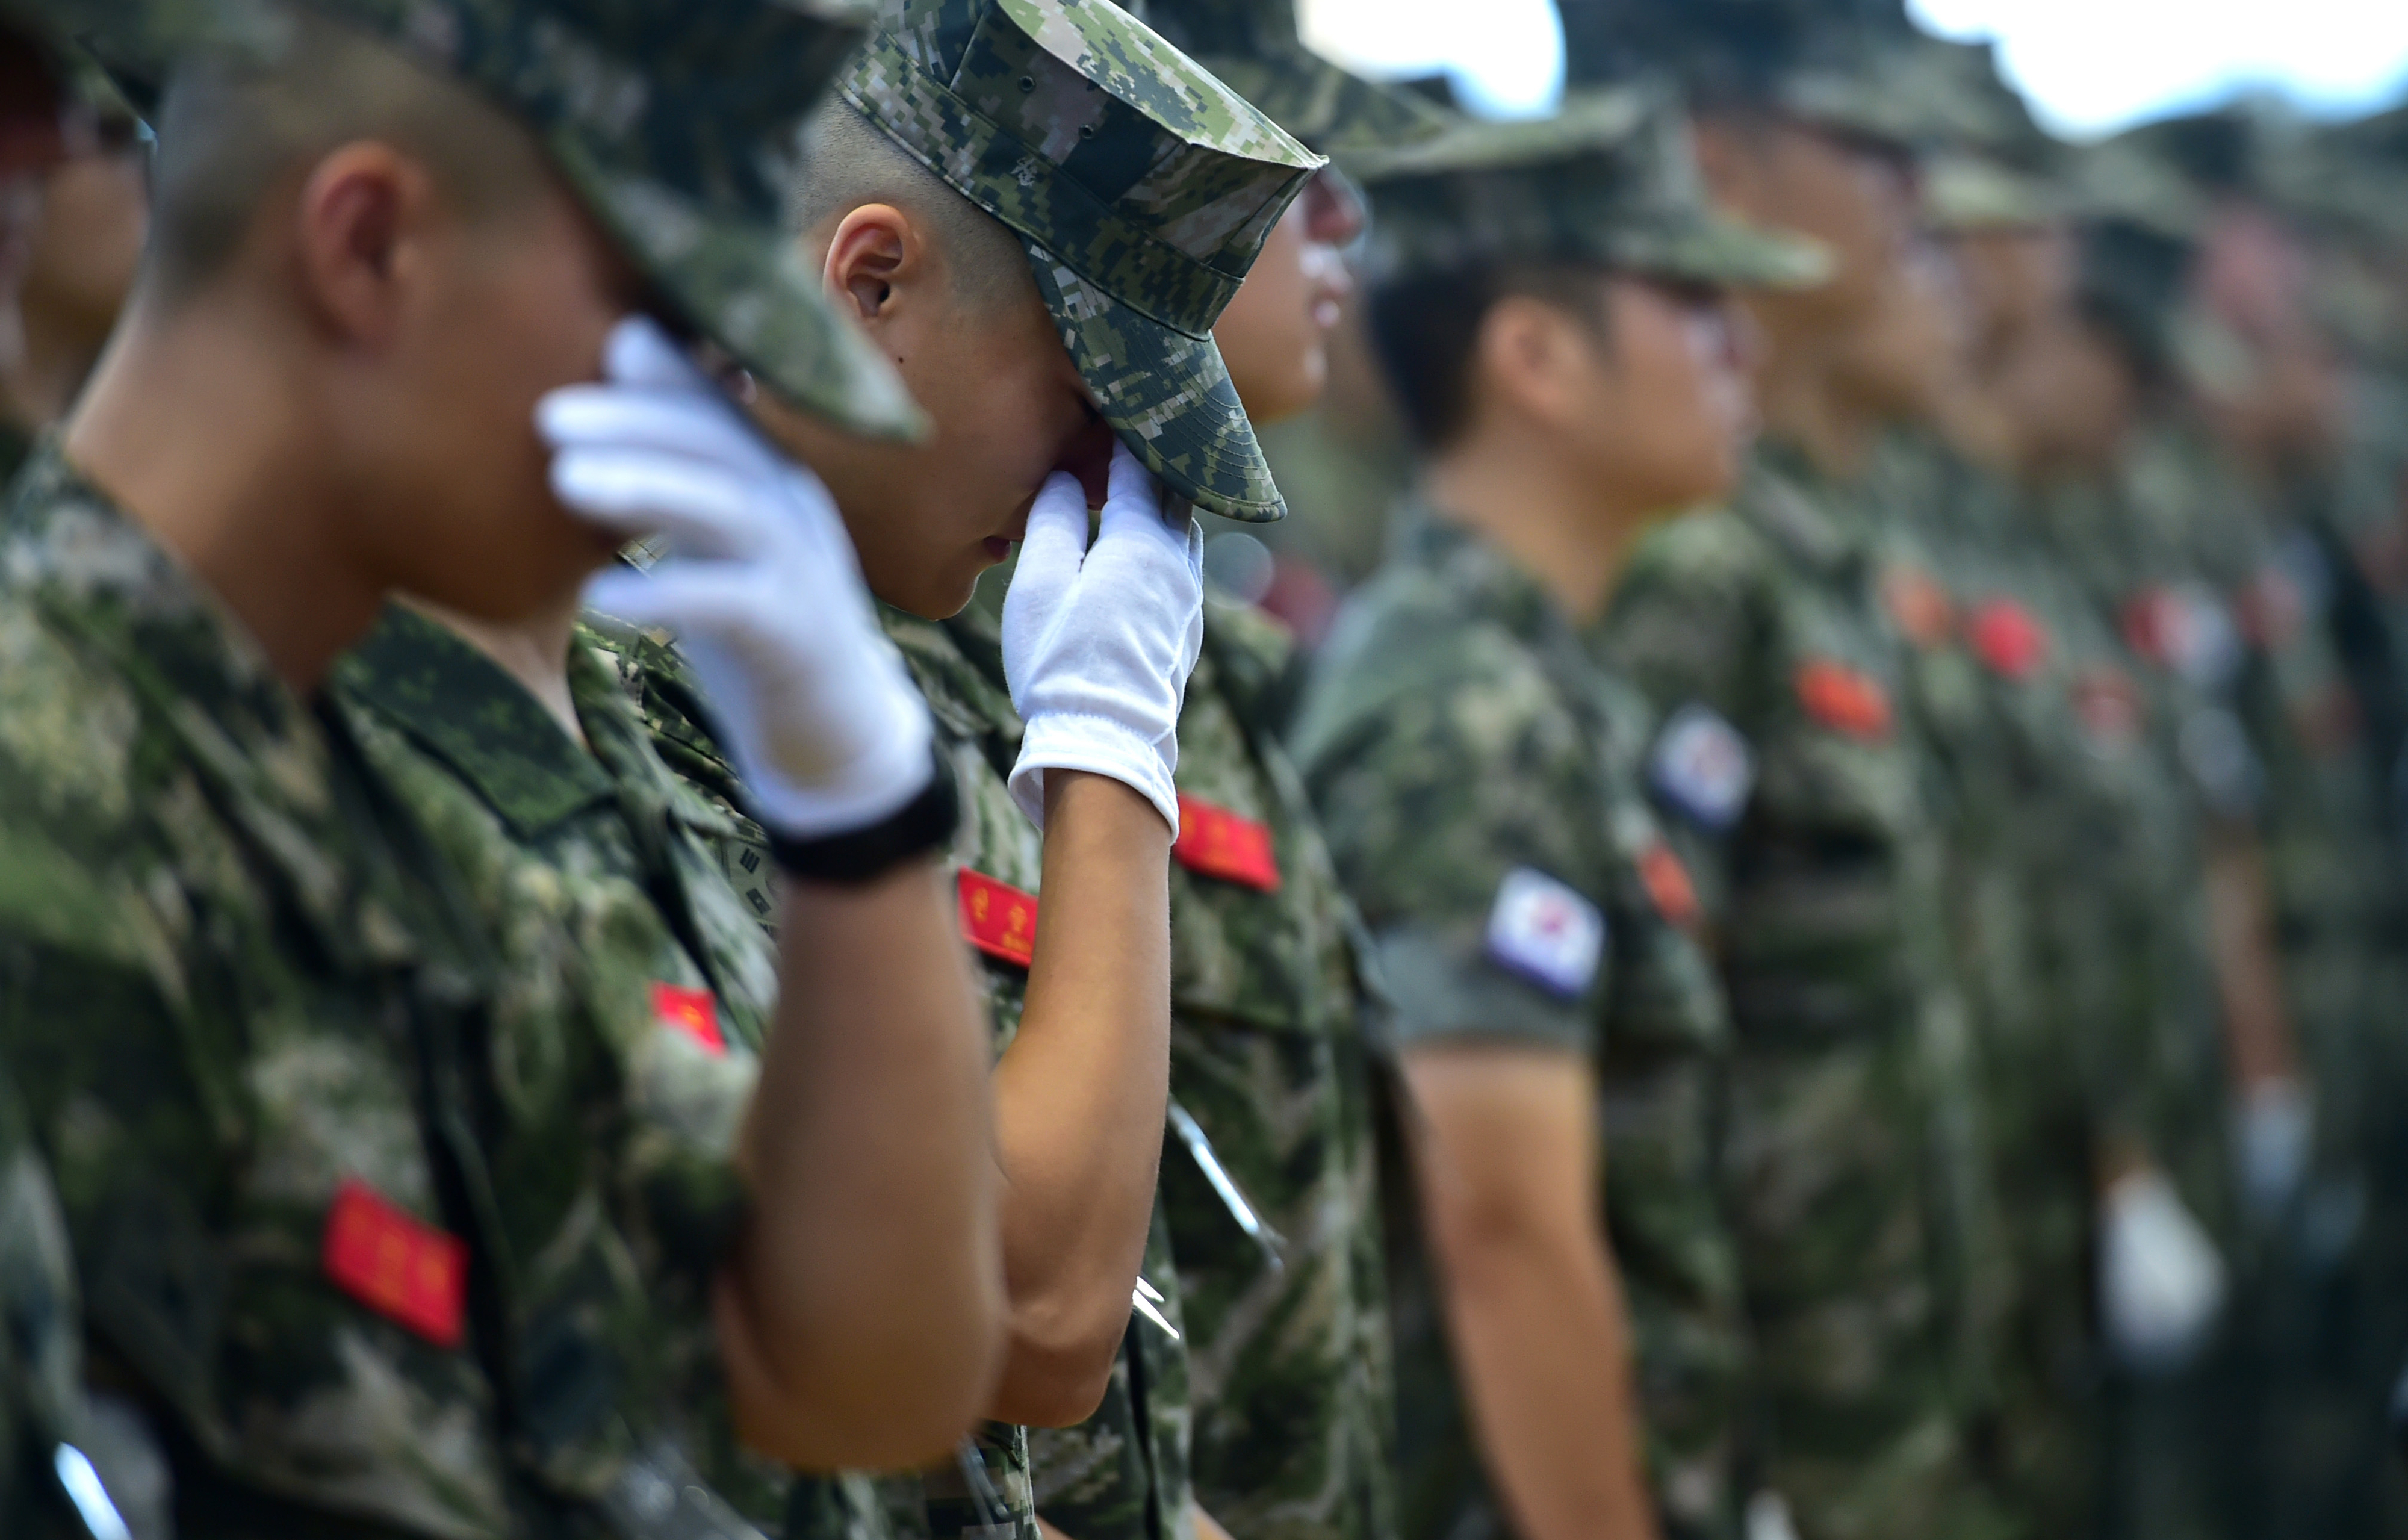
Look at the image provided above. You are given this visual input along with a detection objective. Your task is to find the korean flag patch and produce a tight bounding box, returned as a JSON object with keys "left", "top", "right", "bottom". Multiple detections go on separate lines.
{"left": 1485, "top": 868, "right": 1606, "bottom": 1000}
{"left": 1650, "top": 703, "right": 1755, "bottom": 831}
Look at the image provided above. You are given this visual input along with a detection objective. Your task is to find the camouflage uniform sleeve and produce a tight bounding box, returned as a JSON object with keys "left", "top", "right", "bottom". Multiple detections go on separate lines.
{"left": 1300, "top": 610, "right": 1615, "bottom": 1055}
{"left": 580, "top": 616, "right": 784, "bottom": 936}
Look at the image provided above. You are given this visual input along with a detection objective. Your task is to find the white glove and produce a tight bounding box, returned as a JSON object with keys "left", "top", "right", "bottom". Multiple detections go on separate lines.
{"left": 2099, "top": 1169, "right": 2228, "bottom": 1373}
{"left": 1001, "top": 442, "right": 1203, "bottom": 833}
{"left": 2234, "top": 1076, "right": 2313, "bottom": 1222}
{"left": 544, "top": 315, "right": 934, "bottom": 838}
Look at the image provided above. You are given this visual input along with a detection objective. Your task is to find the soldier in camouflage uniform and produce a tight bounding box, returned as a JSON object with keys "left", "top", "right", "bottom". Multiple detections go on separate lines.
{"left": 1560, "top": 5, "right": 2025, "bottom": 1536}
{"left": 1288, "top": 90, "right": 1822, "bottom": 1540}
{"left": 610, "top": 7, "right": 1318, "bottom": 1540}
{"left": 0, "top": 0, "right": 1017, "bottom": 1535}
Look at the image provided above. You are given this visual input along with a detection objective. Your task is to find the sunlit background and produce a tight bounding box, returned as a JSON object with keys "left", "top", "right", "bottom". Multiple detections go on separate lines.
{"left": 1298, "top": 0, "right": 2408, "bottom": 135}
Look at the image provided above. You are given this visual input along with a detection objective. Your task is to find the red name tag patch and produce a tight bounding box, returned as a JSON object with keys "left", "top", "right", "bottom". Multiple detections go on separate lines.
{"left": 323, "top": 1179, "right": 467, "bottom": 1348}
{"left": 958, "top": 869, "right": 1038, "bottom": 968}
{"left": 1173, "top": 795, "right": 1280, "bottom": 892}
{"left": 1795, "top": 659, "right": 1893, "bottom": 740}
{"left": 1637, "top": 842, "right": 1701, "bottom": 928}
{"left": 652, "top": 981, "right": 724, "bottom": 1056}
{"left": 1967, "top": 598, "right": 2049, "bottom": 682}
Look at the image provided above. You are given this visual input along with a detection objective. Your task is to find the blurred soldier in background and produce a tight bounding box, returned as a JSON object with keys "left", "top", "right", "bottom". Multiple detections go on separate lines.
{"left": 1551, "top": 2, "right": 2016, "bottom": 1535}
{"left": 1294, "top": 84, "right": 1823, "bottom": 1540}
{"left": 0, "top": 20, "right": 142, "bottom": 481}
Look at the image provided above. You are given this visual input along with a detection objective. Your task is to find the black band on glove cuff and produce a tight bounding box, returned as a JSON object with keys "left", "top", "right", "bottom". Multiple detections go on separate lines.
{"left": 765, "top": 750, "right": 958, "bottom": 884}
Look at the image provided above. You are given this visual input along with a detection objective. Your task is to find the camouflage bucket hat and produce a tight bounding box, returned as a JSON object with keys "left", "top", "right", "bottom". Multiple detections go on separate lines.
{"left": 1139, "top": 0, "right": 1449, "bottom": 152}
{"left": 842, "top": 0, "right": 1324, "bottom": 521}
{"left": 1346, "top": 84, "right": 1829, "bottom": 290}
{"left": 39, "top": 0, "right": 922, "bottom": 438}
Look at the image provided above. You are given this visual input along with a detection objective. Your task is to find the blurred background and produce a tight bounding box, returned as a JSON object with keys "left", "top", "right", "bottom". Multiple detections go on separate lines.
{"left": 1297, "top": 0, "right": 2408, "bottom": 132}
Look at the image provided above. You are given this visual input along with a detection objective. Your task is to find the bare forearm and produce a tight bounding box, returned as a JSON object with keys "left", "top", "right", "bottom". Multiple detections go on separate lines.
{"left": 728, "top": 858, "right": 1003, "bottom": 1467}
{"left": 990, "top": 771, "right": 1173, "bottom": 1424}
{"left": 1433, "top": 1212, "right": 1661, "bottom": 1540}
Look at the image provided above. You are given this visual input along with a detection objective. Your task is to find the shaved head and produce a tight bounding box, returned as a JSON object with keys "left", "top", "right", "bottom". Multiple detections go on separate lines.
{"left": 146, "top": 5, "right": 553, "bottom": 304}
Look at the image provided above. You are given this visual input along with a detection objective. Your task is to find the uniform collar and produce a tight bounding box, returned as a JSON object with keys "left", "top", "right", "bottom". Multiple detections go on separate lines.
{"left": 340, "top": 604, "right": 618, "bottom": 842}
{"left": 2, "top": 446, "right": 453, "bottom": 975}
{"left": 1388, "top": 496, "right": 1571, "bottom": 648}
{"left": 1738, "top": 440, "right": 1866, "bottom": 574}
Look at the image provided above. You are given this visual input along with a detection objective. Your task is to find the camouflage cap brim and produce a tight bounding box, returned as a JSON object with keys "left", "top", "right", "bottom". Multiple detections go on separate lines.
{"left": 550, "top": 139, "right": 923, "bottom": 441}
{"left": 1191, "top": 48, "right": 1450, "bottom": 151}
{"left": 1618, "top": 211, "right": 1831, "bottom": 290}
{"left": 1026, "top": 240, "right": 1285, "bottom": 521}
{"left": 1350, "top": 87, "right": 1828, "bottom": 292}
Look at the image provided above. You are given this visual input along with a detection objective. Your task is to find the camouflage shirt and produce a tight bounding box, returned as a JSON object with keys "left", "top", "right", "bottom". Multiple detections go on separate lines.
{"left": 0, "top": 449, "right": 515, "bottom": 1538}
{"left": 1291, "top": 506, "right": 1746, "bottom": 1540}
{"left": 1595, "top": 447, "right": 2003, "bottom": 1540}
{"left": 877, "top": 597, "right": 1184, "bottom": 1540}
{"left": 1156, "top": 595, "right": 1397, "bottom": 1540}
{"left": 330, "top": 601, "right": 834, "bottom": 1536}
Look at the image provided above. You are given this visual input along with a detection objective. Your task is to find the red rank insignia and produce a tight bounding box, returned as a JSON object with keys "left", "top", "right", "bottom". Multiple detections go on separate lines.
{"left": 651, "top": 981, "right": 724, "bottom": 1056}
{"left": 1173, "top": 795, "right": 1280, "bottom": 892}
{"left": 1637, "top": 842, "right": 1701, "bottom": 928}
{"left": 323, "top": 1179, "right": 467, "bottom": 1349}
{"left": 1967, "top": 598, "right": 2048, "bottom": 682}
{"left": 1881, "top": 563, "right": 1956, "bottom": 649}
{"left": 958, "top": 869, "right": 1038, "bottom": 968}
{"left": 1795, "top": 659, "right": 1893, "bottom": 740}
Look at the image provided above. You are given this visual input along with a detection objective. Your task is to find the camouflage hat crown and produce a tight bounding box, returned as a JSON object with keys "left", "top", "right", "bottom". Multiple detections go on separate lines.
{"left": 1557, "top": 0, "right": 1982, "bottom": 154}
{"left": 843, "top": 0, "right": 1324, "bottom": 520}
{"left": 1348, "top": 84, "right": 1828, "bottom": 291}
{"left": 1141, "top": 0, "right": 1449, "bottom": 150}
{"left": 30, "top": 0, "right": 920, "bottom": 437}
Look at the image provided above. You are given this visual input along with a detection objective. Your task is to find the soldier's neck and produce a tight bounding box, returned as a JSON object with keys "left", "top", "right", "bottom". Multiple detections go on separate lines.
{"left": 62, "top": 296, "right": 386, "bottom": 695}
{"left": 1422, "top": 428, "right": 1652, "bottom": 626}
{"left": 1752, "top": 337, "right": 1879, "bottom": 485}
{"left": 406, "top": 592, "right": 590, "bottom": 750}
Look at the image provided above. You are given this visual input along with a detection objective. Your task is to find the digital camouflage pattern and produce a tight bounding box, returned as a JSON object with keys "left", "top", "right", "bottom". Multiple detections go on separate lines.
{"left": 1135, "top": 0, "right": 1448, "bottom": 152}
{"left": 842, "top": 0, "right": 1321, "bottom": 521}
{"left": 1291, "top": 508, "right": 1746, "bottom": 1540}
{"left": 0, "top": 448, "right": 523, "bottom": 1538}
{"left": 38, "top": 0, "right": 916, "bottom": 436}
{"left": 1153, "top": 593, "right": 1398, "bottom": 1540}
{"left": 332, "top": 600, "right": 827, "bottom": 1536}
{"left": 595, "top": 603, "right": 1050, "bottom": 1540}
{"left": 586, "top": 613, "right": 784, "bottom": 940}
{"left": 1345, "top": 83, "right": 1828, "bottom": 293}
{"left": 1594, "top": 448, "right": 2009, "bottom": 1540}
{"left": 1862, "top": 431, "right": 2205, "bottom": 1531}
{"left": 877, "top": 597, "right": 1185, "bottom": 1540}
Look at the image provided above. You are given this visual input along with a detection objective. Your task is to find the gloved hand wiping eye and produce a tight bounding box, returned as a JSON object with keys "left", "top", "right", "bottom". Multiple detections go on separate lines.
{"left": 1001, "top": 442, "right": 1205, "bottom": 834}
{"left": 541, "top": 314, "right": 936, "bottom": 843}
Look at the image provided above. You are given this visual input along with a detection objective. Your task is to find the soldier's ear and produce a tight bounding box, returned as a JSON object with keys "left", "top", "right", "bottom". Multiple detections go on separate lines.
{"left": 822, "top": 203, "right": 926, "bottom": 328}
{"left": 290, "top": 140, "right": 441, "bottom": 349}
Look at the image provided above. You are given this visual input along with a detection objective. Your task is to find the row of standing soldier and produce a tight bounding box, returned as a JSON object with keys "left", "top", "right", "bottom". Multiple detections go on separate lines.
{"left": 5, "top": 2, "right": 2408, "bottom": 1540}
